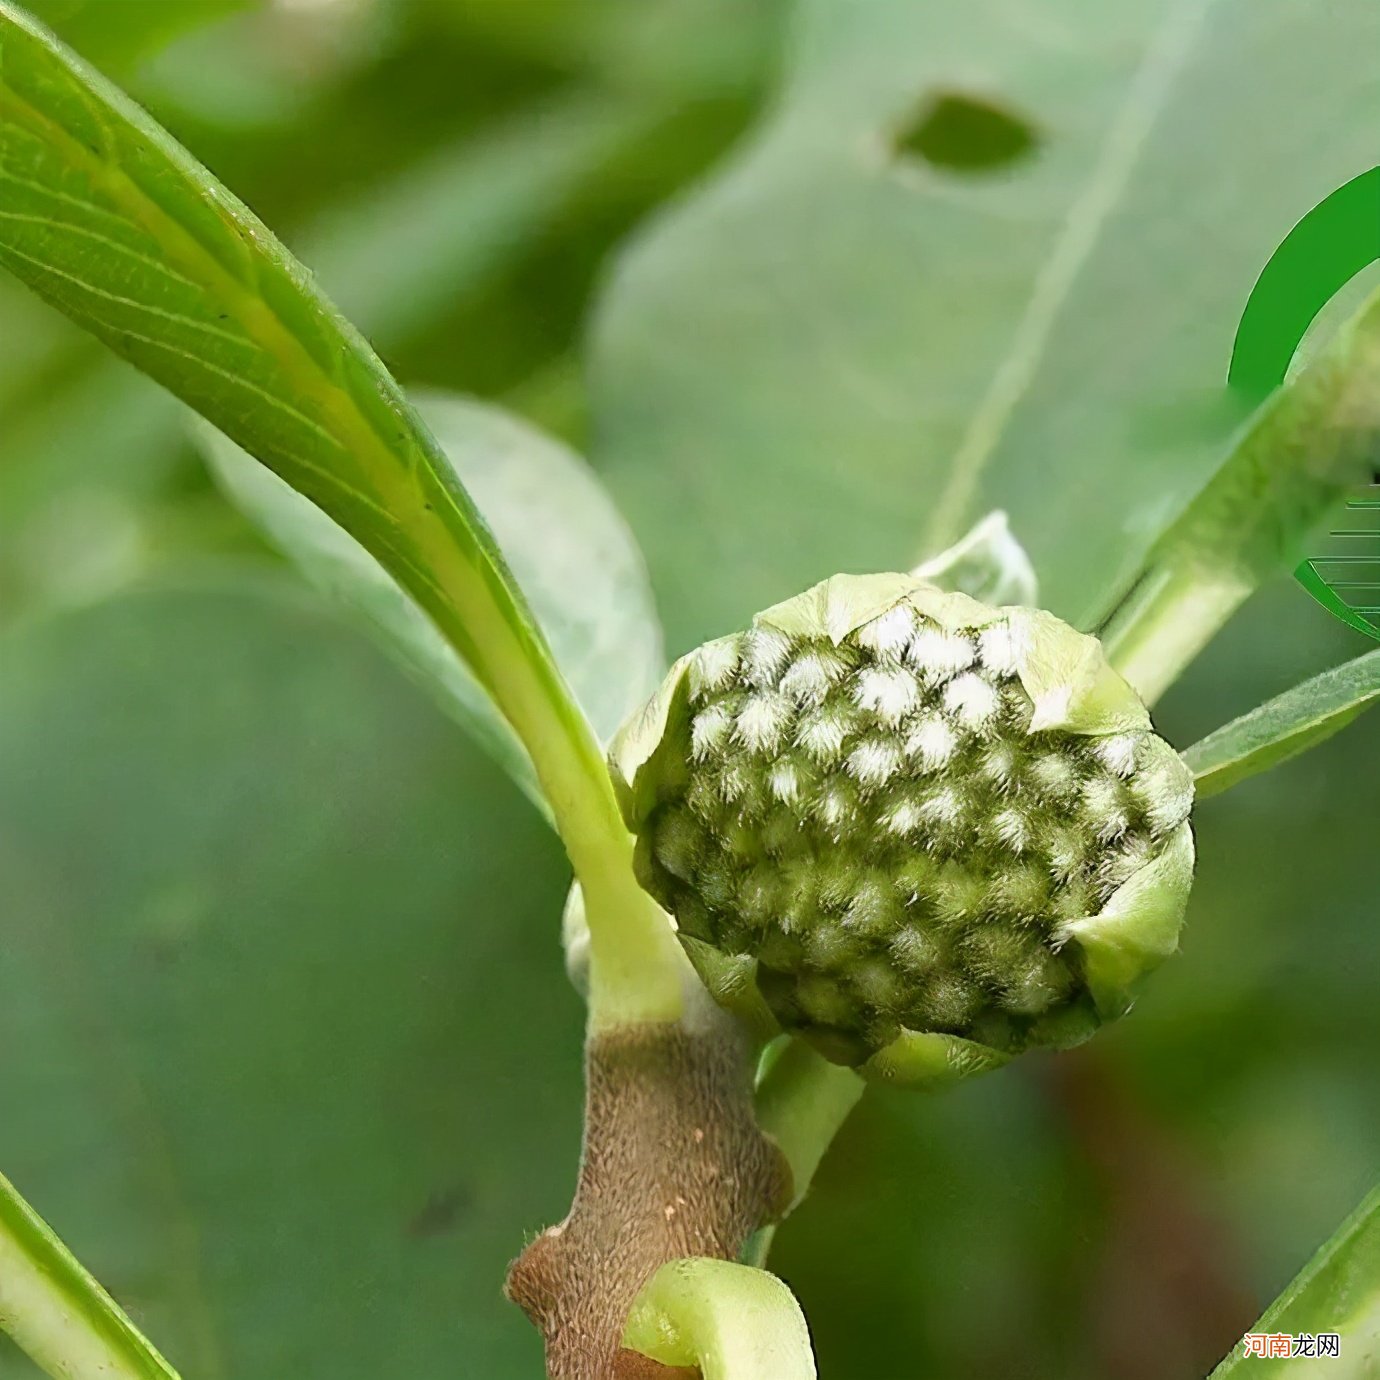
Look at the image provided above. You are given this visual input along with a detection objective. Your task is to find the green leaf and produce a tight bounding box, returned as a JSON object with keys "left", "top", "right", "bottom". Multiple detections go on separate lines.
{"left": 0, "top": 85, "right": 668, "bottom": 616}
{"left": 623, "top": 1259, "right": 817, "bottom": 1380}
{"left": 1211, "top": 1184, "right": 1380, "bottom": 1377}
{"left": 0, "top": 577, "right": 578, "bottom": 1377}
{"left": 1, "top": 1169, "right": 179, "bottom": 1380}
{"left": 1183, "top": 648, "right": 1380, "bottom": 799}
{"left": 1101, "top": 289, "right": 1380, "bottom": 702}
{"left": 199, "top": 391, "right": 665, "bottom": 814}
{"left": 0, "top": 4, "right": 646, "bottom": 945}
{"left": 589, "top": 0, "right": 1380, "bottom": 653}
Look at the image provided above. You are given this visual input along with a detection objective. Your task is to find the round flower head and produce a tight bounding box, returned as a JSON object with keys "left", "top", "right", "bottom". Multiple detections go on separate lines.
{"left": 609, "top": 574, "right": 1195, "bottom": 1088}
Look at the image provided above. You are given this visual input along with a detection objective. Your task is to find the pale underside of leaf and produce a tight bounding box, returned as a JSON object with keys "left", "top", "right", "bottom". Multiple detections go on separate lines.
{"left": 623, "top": 1258, "right": 817, "bottom": 1380}
{"left": 201, "top": 391, "right": 665, "bottom": 817}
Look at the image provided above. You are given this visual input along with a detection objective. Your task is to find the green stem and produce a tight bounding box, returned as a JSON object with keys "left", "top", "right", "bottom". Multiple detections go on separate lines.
{"left": 1099, "top": 285, "right": 1380, "bottom": 706}
{"left": 0, "top": 1170, "right": 181, "bottom": 1380}
{"left": 1099, "top": 565, "right": 1247, "bottom": 707}
{"left": 744, "top": 1041, "right": 866, "bottom": 1267}
{"left": 622, "top": 1258, "right": 816, "bottom": 1380}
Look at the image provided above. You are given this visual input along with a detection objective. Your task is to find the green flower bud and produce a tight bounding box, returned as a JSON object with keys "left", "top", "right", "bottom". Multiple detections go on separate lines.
{"left": 609, "top": 574, "right": 1194, "bottom": 1087}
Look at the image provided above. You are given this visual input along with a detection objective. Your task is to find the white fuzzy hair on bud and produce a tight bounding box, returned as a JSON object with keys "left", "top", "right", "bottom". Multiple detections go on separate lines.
{"left": 689, "top": 637, "right": 741, "bottom": 697}
{"left": 611, "top": 571, "right": 1195, "bottom": 1074}
{"left": 691, "top": 703, "right": 733, "bottom": 759}
{"left": 907, "top": 627, "right": 977, "bottom": 682}
{"left": 735, "top": 691, "right": 792, "bottom": 753}
{"left": 852, "top": 605, "right": 916, "bottom": 658}
{"left": 1094, "top": 734, "right": 1140, "bottom": 777}
{"left": 853, "top": 665, "right": 920, "bottom": 725}
{"left": 977, "top": 623, "right": 1022, "bottom": 676}
{"left": 846, "top": 738, "right": 904, "bottom": 788}
{"left": 942, "top": 672, "right": 1001, "bottom": 731}
{"left": 742, "top": 626, "right": 795, "bottom": 687}
{"left": 905, "top": 714, "right": 957, "bottom": 770}
{"left": 780, "top": 647, "right": 849, "bottom": 705}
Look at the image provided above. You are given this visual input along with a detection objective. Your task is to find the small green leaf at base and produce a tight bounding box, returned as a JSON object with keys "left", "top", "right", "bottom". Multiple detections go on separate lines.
{"left": 623, "top": 1258, "right": 816, "bottom": 1380}
{"left": 1211, "top": 1184, "right": 1380, "bottom": 1378}
{"left": 1184, "top": 649, "right": 1380, "bottom": 799}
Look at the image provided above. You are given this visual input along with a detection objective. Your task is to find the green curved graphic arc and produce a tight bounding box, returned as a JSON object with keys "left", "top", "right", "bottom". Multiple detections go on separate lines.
{"left": 1296, "top": 561, "right": 1380, "bottom": 641}
{"left": 1229, "top": 166, "right": 1380, "bottom": 399}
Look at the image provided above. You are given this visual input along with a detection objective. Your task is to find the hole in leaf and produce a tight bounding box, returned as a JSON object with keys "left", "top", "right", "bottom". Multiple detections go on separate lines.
{"left": 892, "top": 91, "right": 1039, "bottom": 173}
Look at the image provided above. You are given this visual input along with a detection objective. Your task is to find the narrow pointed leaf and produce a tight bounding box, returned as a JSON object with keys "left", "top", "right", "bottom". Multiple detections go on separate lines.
{"left": 1211, "top": 1184, "right": 1380, "bottom": 1377}
{"left": 1, "top": 1169, "right": 180, "bottom": 1380}
{"left": 0, "top": 4, "right": 626, "bottom": 882}
{"left": 1184, "top": 648, "right": 1380, "bottom": 799}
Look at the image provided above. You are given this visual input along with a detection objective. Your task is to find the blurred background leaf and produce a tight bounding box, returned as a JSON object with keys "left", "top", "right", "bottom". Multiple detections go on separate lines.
{"left": 2, "top": 3, "right": 1378, "bottom": 1379}
{"left": 0, "top": 577, "right": 581, "bottom": 1377}
{"left": 589, "top": 0, "right": 1380, "bottom": 647}
{"left": 0, "top": 0, "right": 787, "bottom": 621}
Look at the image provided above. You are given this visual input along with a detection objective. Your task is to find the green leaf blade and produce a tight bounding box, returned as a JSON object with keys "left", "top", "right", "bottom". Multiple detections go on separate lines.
{"left": 1101, "top": 287, "right": 1380, "bottom": 701}
{"left": 0, "top": 3, "right": 689, "bottom": 1023}
{"left": 1, "top": 1169, "right": 180, "bottom": 1380}
{"left": 1212, "top": 1184, "right": 1380, "bottom": 1377}
{"left": 1184, "top": 647, "right": 1380, "bottom": 799}
{"left": 0, "top": 4, "right": 622, "bottom": 880}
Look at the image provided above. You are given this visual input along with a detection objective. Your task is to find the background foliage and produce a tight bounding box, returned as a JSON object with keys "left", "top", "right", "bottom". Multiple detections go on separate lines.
{"left": 0, "top": 2, "right": 1376, "bottom": 1377}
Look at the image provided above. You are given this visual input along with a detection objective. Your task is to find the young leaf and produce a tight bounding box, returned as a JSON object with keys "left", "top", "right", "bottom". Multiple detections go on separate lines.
{"left": 1099, "top": 287, "right": 1380, "bottom": 702}
{"left": 200, "top": 391, "right": 665, "bottom": 815}
{"left": 1184, "top": 648, "right": 1380, "bottom": 799}
{"left": 0, "top": 3, "right": 685, "bottom": 1020}
{"left": 1210, "top": 1184, "right": 1380, "bottom": 1377}
{"left": 622, "top": 1258, "right": 817, "bottom": 1380}
{"left": 1, "top": 1169, "right": 180, "bottom": 1380}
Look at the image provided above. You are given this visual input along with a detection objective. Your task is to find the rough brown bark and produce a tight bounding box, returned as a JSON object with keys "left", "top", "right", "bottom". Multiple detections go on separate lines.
{"left": 506, "top": 1019, "right": 790, "bottom": 1380}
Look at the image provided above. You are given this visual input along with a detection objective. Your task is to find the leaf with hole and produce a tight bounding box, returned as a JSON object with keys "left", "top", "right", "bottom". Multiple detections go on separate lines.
{"left": 590, "top": 0, "right": 1380, "bottom": 652}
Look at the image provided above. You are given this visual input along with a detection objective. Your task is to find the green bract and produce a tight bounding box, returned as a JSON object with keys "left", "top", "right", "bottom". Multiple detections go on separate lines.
{"left": 609, "top": 574, "right": 1195, "bottom": 1087}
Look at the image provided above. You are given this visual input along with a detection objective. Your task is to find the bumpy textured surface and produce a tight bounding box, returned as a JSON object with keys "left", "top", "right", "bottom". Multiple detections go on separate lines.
{"left": 621, "top": 589, "right": 1194, "bottom": 1067}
